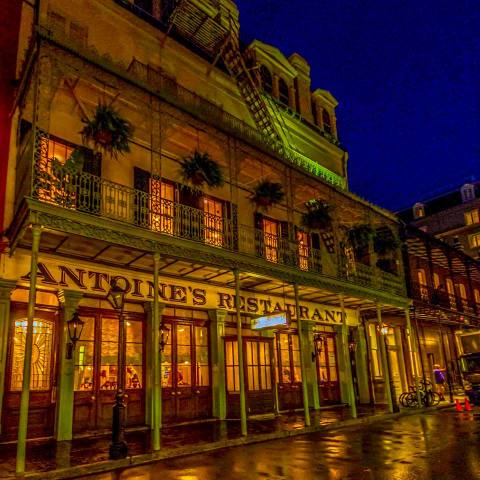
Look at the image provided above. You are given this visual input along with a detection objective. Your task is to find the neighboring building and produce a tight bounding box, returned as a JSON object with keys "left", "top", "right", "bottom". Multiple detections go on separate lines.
{"left": 0, "top": 0, "right": 410, "bottom": 466}
{"left": 401, "top": 225, "right": 480, "bottom": 393}
{"left": 398, "top": 181, "right": 480, "bottom": 258}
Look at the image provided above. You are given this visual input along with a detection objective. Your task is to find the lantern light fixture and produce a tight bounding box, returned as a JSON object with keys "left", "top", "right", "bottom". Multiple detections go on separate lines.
{"left": 66, "top": 311, "right": 85, "bottom": 359}
{"left": 159, "top": 322, "right": 170, "bottom": 352}
{"left": 107, "top": 278, "right": 127, "bottom": 312}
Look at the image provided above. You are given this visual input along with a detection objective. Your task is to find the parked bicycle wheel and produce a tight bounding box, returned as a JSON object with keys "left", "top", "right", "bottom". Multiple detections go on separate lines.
{"left": 406, "top": 391, "right": 419, "bottom": 408}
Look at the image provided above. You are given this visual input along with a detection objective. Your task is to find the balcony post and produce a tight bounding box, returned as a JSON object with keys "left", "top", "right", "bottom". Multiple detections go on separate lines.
{"left": 0, "top": 280, "right": 16, "bottom": 436}
{"left": 16, "top": 224, "right": 41, "bottom": 474}
{"left": 465, "top": 260, "right": 477, "bottom": 315}
{"left": 445, "top": 249, "right": 461, "bottom": 310}
{"left": 55, "top": 290, "right": 83, "bottom": 442}
{"left": 376, "top": 303, "right": 394, "bottom": 413}
{"left": 404, "top": 307, "right": 423, "bottom": 407}
{"left": 425, "top": 239, "right": 436, "bottom": 291}
{"left": 339, "top": 294, "right": 357, "bottom": 418}
{"left": 234, "top": 268, "right": 247, "bottom": 436}
{"left": 294, "top": 283, "right": 311, "bottom": 426}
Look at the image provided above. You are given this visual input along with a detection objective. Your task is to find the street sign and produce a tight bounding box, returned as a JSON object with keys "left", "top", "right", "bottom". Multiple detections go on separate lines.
{"left": 252, "top": 311, "right": 290, "bottom": 330}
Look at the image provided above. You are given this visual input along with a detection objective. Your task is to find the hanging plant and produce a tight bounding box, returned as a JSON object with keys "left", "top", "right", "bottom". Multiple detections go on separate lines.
{"left": 180, "top": 151, "right": 224, "bottom": 190}
{"left": 81, "top": 103, "right": 133, "bottom": 159}
{"left": 346, "top": 224, "right": 375, "bottom": 252}
{"left": 301, "top": 200, "right": 332, "bottom": 231}
{"left": 250, "top": 179, "right": 285, "bottom": 209}
{"left": 374, "top": 228, "right": 400, "bottom": 256}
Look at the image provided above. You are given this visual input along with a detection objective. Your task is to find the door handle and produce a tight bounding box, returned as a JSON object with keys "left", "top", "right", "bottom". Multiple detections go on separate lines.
{"left": 177, "top": 391, "right": 182, "bottom": 395}
{"left": 195, "top": 390, "right": 200, "bottom": 394}
{"left": 171, "top": 392, "right": 176, "bottom": 396}
{"left": 90, "top": 395, "right": 96, "bottom": 401}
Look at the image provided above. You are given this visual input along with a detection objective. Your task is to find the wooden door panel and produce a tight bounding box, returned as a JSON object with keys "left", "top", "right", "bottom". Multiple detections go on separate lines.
{"left": 96, "top": 391, "right": 115, "bottom": 429}
{"left": 278, "top": 383, "right": 302, "bottom": 411}
{"left": 73, "top": 391, "right": 96, "bottom": 433}
{"left": 125, "top": 390, "right": 144, "bottom": 426}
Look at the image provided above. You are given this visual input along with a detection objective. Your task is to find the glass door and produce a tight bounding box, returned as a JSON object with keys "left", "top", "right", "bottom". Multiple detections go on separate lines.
{"left": 315, "top": 333, "right": 341, "bottom": 404}
{"left": 275, "top": 332, "right": 302, "bottom": 410}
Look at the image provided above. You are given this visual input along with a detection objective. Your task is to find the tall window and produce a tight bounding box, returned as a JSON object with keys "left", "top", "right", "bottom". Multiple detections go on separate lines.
{"left": 446, "top": 278, "right": 456, "bottom": 308}
{"left": 263, "top": 218, "right": 279, "bottom": 263}
{"left": 297, "top": 230, "right": 310, "bottom": 271}
{"left": 465, "top": 209, "right": 479, "bottom": 225}
{"left": 322, "top": 109, "right": 332, "bottom": 134}
{"left": 413, "top": 202, "right": 425, "bottom": 219}
{"left": 470, "top": 234, "right": 480, "bottom": 248}
{"left": 278, "top": 77, "right": 289, "bottom": 105}
{"left": 433, "top": 272, "right": 440, "bottom": 289}
{"left": 195, "top": 326, "right": 209, "bottom": 386}
{"left": 474, "top": 289, "right": 480, "bottom": 306}
{"left": 246, "top": 340, "right": 272, "bottom": 391}
{"left": 368, "top": 323, "right": 382, "bottom": 377}
{"left": 225, "top": 341, "right": 240, "bottom": 392}
{"left": 276, "top": 333, "right": 301, "bottom": 383}
{"left": 260, "top": 65, "right": 273, "bottom": 95}
{"left": 151, "top": 179, "right": 175, "bottom": 234}
{"left": 417, "top": 269, "right": 429, "bottom": 301}
{"left": 461, "top": 183, "right": 476, "bottom": 203}
{"left": 203, "top": 196, "right": 224, "bottom": 246}
{"left": 10, "top": 318, "right": 54, "bottom": 391}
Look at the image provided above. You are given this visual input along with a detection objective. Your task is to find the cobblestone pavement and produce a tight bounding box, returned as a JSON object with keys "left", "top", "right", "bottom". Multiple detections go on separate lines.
{"left": 81, "top": 409, "right": 480, "bottom": 480}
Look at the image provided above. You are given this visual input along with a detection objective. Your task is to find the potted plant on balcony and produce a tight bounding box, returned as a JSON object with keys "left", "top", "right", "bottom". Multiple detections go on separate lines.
{"left": 345, "top": 223, "right": 375, "bottom": 265}
{"left": 301, "top": 200, "right": 332, "bottom": 230}
{"left": 250, "top": 179, "right": 285, "bottom": 209}
{"left": 374, "top": 227, "right": 400, "bottom": 274}
{"left": 81, "top": 103, "right": 133, "bottom": 158}
{"left": 180, "top": 151, "right": 224, "bottom": 190}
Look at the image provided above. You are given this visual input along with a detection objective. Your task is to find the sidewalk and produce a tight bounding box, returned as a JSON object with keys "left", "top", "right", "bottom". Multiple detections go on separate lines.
{"left": 0, "top": 404, "right": 451, "bottom": 479}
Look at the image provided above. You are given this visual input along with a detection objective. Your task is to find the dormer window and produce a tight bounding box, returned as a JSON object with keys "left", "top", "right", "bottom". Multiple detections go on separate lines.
{"left": 260, "top": 65, "right": 273, "bottom": 96}
{"left": 322, "top": 109, "right": 332, "bottom": 134}
{"left": 413, "top": 202, "right": 425, "bottom": 219}
{"left": 278, "top": 77, "right": 289, "bottom": 105}
{"left": 461, "top": 183, "right": 476, "bottom": 203}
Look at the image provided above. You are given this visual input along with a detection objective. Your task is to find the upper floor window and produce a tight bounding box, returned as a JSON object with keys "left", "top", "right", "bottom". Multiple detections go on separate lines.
{"left": 322, "top": 109, "right": 332, "bottom": 134}
{"left": 470, "top": 233, "right": 480, "bottom": 248}
{"left": 260, "top": 65, "right": 273, "bottom": 96}
{"left": 413, "top": 202, "right": 425, "bottom": 219}
{"left": 461, "top": 183, "right": 476, "bottom": 203}
{"left": 474, "top": 289, "right": 480, "bottom": 305}
{"left": 296, "top": 230, "right": 310, "bottom": 271}
{"left": 203, "top": 196, "right": 224, "bottom": 247}
{"left": 465, "top": 209, "right": 479, "bottom": 225}
{"left": 278, "top": 77, "right": 289, "bottom": 105}
{"left": 262, "top": 217, "right": 279, "bottom": 263}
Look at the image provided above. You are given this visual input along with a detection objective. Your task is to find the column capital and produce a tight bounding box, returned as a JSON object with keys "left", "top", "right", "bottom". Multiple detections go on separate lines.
{"left": 143, "top": 300, "right": 165, "bottom": 316}
{"left": 0, "top": 280, "right": 16, "bottom": 300}
{"left": 208, "top": 308, "right": 227, "bottom": 323}
{"left": 58, "top": 290, "right": 83, "bottom": 311}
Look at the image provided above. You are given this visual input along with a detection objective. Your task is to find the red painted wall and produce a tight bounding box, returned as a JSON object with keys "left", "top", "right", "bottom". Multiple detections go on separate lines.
{"left": 0, "top": 0, "right": 23, "bottom": 233}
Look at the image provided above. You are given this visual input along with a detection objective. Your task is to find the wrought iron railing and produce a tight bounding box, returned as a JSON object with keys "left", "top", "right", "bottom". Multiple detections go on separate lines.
{"left": 26, "top": 155, "right": 405, "bottom": 295}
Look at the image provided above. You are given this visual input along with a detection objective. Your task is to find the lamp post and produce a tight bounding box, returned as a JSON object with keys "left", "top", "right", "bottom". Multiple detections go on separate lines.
{"left": 107, "top": 279, "right": 128, "bottom": 460}
{"left": 380, "top": 325, "right": 400, "bottom": 413}
{"left": 66, "top": 311, "right": 85, "bottom": 360}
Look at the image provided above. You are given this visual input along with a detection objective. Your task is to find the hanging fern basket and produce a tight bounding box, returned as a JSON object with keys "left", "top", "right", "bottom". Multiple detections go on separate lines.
{"left": 180, "top": 151, "right": 224, "bottom": 190}
{"left": 301, "top": 200, "right": 332, "bottom": 231}
{"left": 250, "top": 180, "right": 285, "bottom": 209}
{"left": 81, "top": 103, "right": 134, "bottom": 159}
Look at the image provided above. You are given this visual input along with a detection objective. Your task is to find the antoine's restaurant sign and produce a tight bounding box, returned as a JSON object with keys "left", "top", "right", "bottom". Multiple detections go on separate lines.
{"left": 13, "top": 256, "right": 358, "bottom": 326}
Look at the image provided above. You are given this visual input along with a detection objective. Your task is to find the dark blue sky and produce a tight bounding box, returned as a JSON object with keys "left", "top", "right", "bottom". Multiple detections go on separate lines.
{"left": 235, "top": 0, "right": 479, "bottom": 211}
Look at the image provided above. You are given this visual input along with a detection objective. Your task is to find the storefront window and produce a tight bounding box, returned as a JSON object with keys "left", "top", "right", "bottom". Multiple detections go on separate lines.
{"left": 74, "top": 316, "right": 95, "bottom": 391}
{"left": 126, "top": 319, "right": 143, "bottom": 389}
{"left": 177, "top": 325, "right": 192, "bottom": 386}
{"left": 195, "top": 326, "right": 209, "bottom": 386}
{"left": 10, "top": 318, "right": 54, "bottom": 391}
{"left": 276, "top": 333, "right": 301, "bottom": 383}
{"left": 246, "top": 340, "right": 272, "bottom": 391}
{"left": 162, "top": 327, "right": 173, "bottom": 388}
{"left": 368, "top": 323, "right": 382, "bottom": 377}
{"left": 100, "top": 317, "right": 119, "bottom": 390}
{"left": 225, "top": 341, "right": 239, "bottom": 392}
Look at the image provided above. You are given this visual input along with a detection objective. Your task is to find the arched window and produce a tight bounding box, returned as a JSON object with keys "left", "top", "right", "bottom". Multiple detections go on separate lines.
{"left": 278, "top": 77, "right": 289, "bottom": 105}
{"left": 461, "top": 183, "right": 476, "bottom": 203}
{"left": 413, "top": 202, "right": 425, "bottom": 219}
{"left": 260, "top": 65, "right": 273, "bottom": 95}
{"left": 322, "top": 109, "right": 332, "bottom": 133}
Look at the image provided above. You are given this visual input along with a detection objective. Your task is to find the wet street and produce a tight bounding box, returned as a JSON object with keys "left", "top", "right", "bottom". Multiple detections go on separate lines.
{"left": 81, "top": 409, "right": 480, "bottom": 480}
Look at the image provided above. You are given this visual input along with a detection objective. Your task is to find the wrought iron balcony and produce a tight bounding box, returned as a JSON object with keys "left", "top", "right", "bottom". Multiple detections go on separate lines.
{"left": 19, "top": 152, "right": 404, "bottom": 296}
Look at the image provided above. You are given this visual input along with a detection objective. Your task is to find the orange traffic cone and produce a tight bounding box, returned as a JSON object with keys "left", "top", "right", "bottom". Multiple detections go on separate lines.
{"left": 455, "top": 399, "right": 463, "bottom": 412}
{"left": 465, "top": 397, "right": 472, "bottom": 411}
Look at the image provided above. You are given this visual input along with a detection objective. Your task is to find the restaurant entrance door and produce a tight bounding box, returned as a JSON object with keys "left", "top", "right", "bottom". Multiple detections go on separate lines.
{"left": 315, "top": 332, "right": 341, "bottom": 404}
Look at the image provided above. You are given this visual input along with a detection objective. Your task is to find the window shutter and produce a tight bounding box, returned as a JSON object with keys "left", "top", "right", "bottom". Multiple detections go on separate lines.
{"left": 225, "top": 201, "right": 238, "bottom": 250}
{"left": 134, "top": 167, "right": 150, "bottom": 227}
{"left": 254, "top": 212, "right": 264, "bottom": 257}
{"left": 77, "top": 149, "right": 101, "bottom": 214}
{"left": 179, "top": 186, "right": 202, "bottom": 209}
{"left": 311, "top": 232, "right": 321, "bottom": 250}
{"left": 280, "top": 221, "right": 292, "bottom": 265}
{"left": 83, "top": 151, "right": 102, "bottom": 176}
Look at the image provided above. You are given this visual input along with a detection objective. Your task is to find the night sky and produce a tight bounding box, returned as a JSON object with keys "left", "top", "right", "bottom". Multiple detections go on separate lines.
{"left": 235, "top": 0, "right": 479, "bottom": 211}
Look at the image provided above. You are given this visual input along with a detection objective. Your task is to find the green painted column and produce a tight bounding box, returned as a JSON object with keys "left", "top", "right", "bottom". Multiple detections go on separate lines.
{"left": 300, "top": 319, "right": 320, "bottom": 410}
{"left": 405, "top": 307, "right": 422, "bottom": 407}
{"left": 376, "top": 304, "right": 393, "bottom": 413}
{"left": 355, "top": 323, "right": 371, "bottom": 404}
{"left": 234, "top": 269, "right": 247, "bottom": 436}
{"left": 208, "top": 309, "right": 227, "bottom": 420}
{"left": 55, "top": 290, "right": 83, "bottom": 441}
{"left": 16, "top": 224, "right": 41, "bottom": 474}
{"left": 339, "top": 295, "right": 357, "bottom": 418}
{"left": 0, "top": 279, "right": 16, "bottom": 435}
{"left": 144, "top": 301, "right": 153, "bottom": 429}
{"left": 294, "top": 284, "right": 310, "bottom": 426}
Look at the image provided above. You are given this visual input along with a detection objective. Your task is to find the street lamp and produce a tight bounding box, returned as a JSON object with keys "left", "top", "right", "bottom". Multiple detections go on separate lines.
{"left": 159, "top": 321, "right": 170, "bottom": 352}
{"left": 66, "top": 311, "right": 84, "bottom": 359}
{"left": 380, "top": 324, "right": 400, "bottom": 413}
{"left": 107, "top": 279, "right": 128, "bottom": 460}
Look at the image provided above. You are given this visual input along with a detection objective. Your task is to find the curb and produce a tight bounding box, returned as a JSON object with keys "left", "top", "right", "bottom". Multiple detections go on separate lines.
{"left": 16, "top": 405, "right": 453, "bottom": 480}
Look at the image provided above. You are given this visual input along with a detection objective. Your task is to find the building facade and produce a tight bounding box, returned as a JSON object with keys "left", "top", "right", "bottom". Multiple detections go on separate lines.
{"left": 399, "top": 181, "right": 480, "bottom": 259}
{"left": 1, "top": 0, "right": 411, "bottom": 465}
